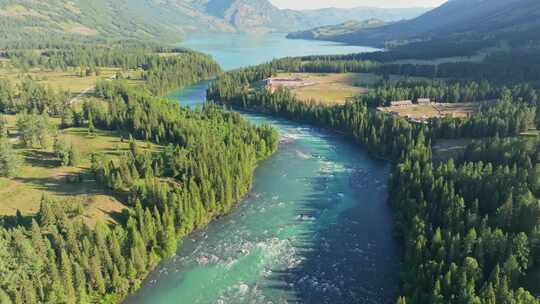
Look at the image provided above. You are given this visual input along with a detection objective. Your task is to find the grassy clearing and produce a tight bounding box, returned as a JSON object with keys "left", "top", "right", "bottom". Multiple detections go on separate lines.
{"left": 0, "top": 64, "right": 148, "bottom": 225}
{"left": 275, "top": 72, "right": 371, "bottom": 105}
{"left": 120, "top": 69, "right": 146, "bottom": 88}
{"left": 433, "top": 103, "right": 483, "bottom": 118}
{"left": 0, "top": 114, "right": 161, "bottom": 225}
{"left": 0, "top": 67, "right": 118, "bottom": 94}
{"left": 378, "top": 102, "right": 486, "bottom": 121}
{"left": 378, "top": 103, "right": 441, "bottom": 119}
{"left": 271, "top": 72, "right": 435, "bottom": 105}
{"left": 0, "top": 66, "right": 146, "bottom": 96}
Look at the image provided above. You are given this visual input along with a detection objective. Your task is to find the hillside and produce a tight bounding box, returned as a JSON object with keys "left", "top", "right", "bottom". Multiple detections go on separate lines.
{"left": 0, "top": 0, "right": 234, "bottom": 42}
{"left": 188, "top": 0, "right": 307, "bottom": 33}
{"left": 191, "top": 1, "right": 429, "bottom": 33}
{"left": 0, "top": 0, "right": 429, "bottom": 42}
{"left": 288, "top": 0, "right": 540, "bottom": 49}
{"left": 287, "top": 19, "right": 387, "bottom": 41}
{"left": 297, "top": 6, "right": 429, "bottom": 26}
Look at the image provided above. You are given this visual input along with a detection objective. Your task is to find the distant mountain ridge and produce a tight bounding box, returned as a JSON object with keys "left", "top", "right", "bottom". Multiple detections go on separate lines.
{"left": 297, "top": 6, "right": 430, "bottom": 26}
{"left": 287, "top": 19, "right": 387, "bottom": 41}
{"left": 182, "top": 0, "right": 430, "bottom": 33}
{"left": 288, "top": 0, "right": 540, "bottom": 47}
{"left": 0, "top": 0, "right": 430, "bottom": 42}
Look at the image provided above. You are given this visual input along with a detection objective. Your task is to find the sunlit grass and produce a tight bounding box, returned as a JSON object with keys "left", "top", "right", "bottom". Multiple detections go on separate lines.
{"left": 0, "top": 114, "right": 161, "bottom": 225}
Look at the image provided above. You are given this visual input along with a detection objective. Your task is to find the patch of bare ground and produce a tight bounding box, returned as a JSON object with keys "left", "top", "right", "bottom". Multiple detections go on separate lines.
{"left": 378, "top": 100, "right": 496, "bottom": 122}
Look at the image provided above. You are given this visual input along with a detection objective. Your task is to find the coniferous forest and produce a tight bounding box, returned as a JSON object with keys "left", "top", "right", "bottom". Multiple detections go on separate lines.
{"left": 207, "top": 56, "right": 540, "bottom": 303}
{"left": 1, "top": 0, "right": 540, "bottom": 303}
{"left": 0, "top": 42, "right": 278, "bottom": 303}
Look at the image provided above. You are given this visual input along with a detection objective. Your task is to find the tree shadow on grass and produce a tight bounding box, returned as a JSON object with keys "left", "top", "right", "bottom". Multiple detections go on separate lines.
{"left": 15, "top": 175, "right": 100, "bottom": 196}
{"left": 16, "top": 171, "right": 125, "bottom": 198}
{"left": 96, "top": 206, "right": 129, "bottom": 225}
{"left": 14, "top": 168, "right": 128, "bottom": 221}
{"left": 22, "top": 149, "right": 59, "bottom": 168}
{"left": 0, "top": 213, "right": 34, "bottom": 229}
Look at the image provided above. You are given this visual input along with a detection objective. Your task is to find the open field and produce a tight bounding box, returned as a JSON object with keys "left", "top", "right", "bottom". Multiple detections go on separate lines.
{"left": 433, "top": 103, "right": 482, "bottom": 117}
{"left": 121, "top": 69, "right": 146, "bottom": 88}
{"left": 378, "top": 103, "right": 441, "bottom": 119}
{"left": 0, "top": 67, "right": 145, "bottom": 95}
{"left": 272, "top": 72, "right": 436, "bottom": 105}
{"left": 0, "top": 115, "right": 161, "bottom": 225}
{"left": 377, "top": 101, "right": 491, "bottom": 121}
{"left": 0, "top": 67, "right": 118, "bottom": 94}
{"left": 275, "top": 73, "right": 370, "bottom": 105}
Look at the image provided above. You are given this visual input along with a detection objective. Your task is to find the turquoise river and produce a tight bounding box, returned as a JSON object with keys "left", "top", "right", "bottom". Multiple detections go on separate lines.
{"left": 124, "top": 33, "right": 400, "bottom": 304}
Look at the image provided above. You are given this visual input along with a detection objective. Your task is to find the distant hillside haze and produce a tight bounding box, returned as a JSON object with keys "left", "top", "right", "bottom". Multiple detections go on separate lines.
{"left": 287, "top": 19, "right": 387, "bottom": 41}
{"left": 191, "top": 0, "right": 430, "bottom": 33}
{"left": 0, "top": 0, "right": 429, "bottom": 41}
{"left": 288, "top": 0, "right": 540, "bottom": 47}
{"left": 295, "top": 6, "right": 429, "bottom": 26}
{"left": 0, "top": 0, "right": 234, "bottom": 42}
{"left": 370, "top": 0, "right": 540, "bottom": 39}
{"left": 269, "top": 0, "right": 447, "bottom": 10}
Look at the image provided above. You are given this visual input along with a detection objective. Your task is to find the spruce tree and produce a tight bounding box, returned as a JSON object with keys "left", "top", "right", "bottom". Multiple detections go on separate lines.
{"left": 0, "top": 136, "right": 21, "bottom": 177}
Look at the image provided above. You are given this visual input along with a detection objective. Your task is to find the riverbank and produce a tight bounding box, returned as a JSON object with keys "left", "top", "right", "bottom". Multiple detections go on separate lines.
{"left": 124, "top": 35, "right": 398, "bottom": 303}
{"left": 125, "top": 110, "right": 399, "bottom": 304}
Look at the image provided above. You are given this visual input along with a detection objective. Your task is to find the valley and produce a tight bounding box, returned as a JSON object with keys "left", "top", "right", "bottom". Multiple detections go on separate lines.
{"left": 1, "top": 0, "right": 540, "bottom": 303}
{"left": 0, "top": 0, "right": 429, "bottom": 43}
{"left": 125, "top": 35, "right": 398, "bottom": 304}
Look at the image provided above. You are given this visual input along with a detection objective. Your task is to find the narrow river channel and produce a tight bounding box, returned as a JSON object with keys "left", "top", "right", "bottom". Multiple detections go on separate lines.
{"left": 124, "top": 33, "right": 399, "bottom": 304}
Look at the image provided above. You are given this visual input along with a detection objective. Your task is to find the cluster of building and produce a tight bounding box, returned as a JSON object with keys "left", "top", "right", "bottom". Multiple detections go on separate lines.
{"left": 378, "top": 98, "right": 435, "bottom": 124}
{"left": 388, "top": 98, "right": 431, "bottom": 107}
{"left": 265, "top": 77, "right": 315, "bottom": 92}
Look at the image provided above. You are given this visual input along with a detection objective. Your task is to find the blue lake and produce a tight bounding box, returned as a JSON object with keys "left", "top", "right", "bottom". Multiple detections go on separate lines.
{"left": 167, "top": 33, "right": 378, "bottom": 108}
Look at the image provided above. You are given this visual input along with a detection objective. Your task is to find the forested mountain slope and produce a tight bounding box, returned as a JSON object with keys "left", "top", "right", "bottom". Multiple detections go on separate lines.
{"left": 0, "top": 0, "right": 234, "bottom": 42}
{"left": 289, "top": 0, "right": 540, "bottom": 48}
{"left": 287, "top": 19, "right": 387, "bottom": 41}
{"left": 0, "top": 0, "right": 429, "bottom": 42}
{"left": 298, "top": 6, "right": 428, "bottom": 26}
{"left": 187, "top": 0, "right": 307, "bottom": 33}
{"left": 191, "top": 0, "right": 429, "bottom": 33}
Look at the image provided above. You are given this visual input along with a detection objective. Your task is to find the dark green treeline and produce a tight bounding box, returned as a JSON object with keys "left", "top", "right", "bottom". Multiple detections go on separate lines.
{"left": 0, "top": 49, "right": 277, "bottom": 303}
{"left": 208, "top": 62, "right": 540, "bottom": 304}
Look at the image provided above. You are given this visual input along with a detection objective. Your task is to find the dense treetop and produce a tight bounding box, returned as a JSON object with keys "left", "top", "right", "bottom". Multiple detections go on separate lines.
{"left": 0, "top": 38, "right": 277, "bottom": 303}
{"left": 207, "top": 58, "right": 540, "bottom": 303}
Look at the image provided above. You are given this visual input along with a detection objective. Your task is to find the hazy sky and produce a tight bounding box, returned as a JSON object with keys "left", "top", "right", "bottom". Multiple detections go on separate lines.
{"left": 269, "top": 0, "right": 448, "bottom": 9}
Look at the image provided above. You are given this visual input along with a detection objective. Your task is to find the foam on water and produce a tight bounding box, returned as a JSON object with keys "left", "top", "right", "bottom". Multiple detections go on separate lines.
{"left": 295, "top": 150, "right": 312, "bottom": 159}
{"left": 318, "top": 159, "right": 352, "bottom": 174}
